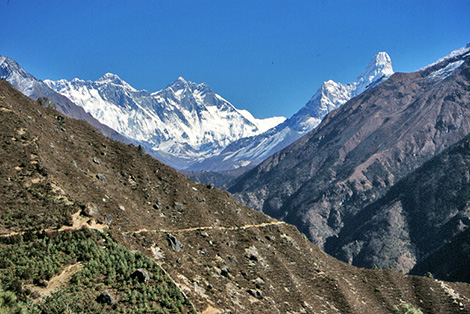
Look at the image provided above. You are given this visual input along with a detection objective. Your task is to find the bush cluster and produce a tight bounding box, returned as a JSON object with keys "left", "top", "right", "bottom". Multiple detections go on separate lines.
{"left": 0, "top": 229, "right": 195, "bottom": 313}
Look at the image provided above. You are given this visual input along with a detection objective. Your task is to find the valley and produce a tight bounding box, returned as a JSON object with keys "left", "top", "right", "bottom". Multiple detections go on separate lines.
{"left": 229, "top": 44, "right": 470, "bottom": 277}
{"left": 2, "top": 1, "right": 470, "bottom": 313}
{"left": 2, "top": 77, "right": 470, "bottom": 312}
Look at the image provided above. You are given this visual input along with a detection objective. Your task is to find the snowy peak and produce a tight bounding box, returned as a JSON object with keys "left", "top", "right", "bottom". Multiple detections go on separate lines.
{"left": 97, "top": 72, "right": 122, "bottom": 82}
{"left": 46, "top": 73, "right": 285, "bottom": 169}
{"left": 1, "top": 55, "right": 50, "bottom": 99}
{"left": 95, "top": 72, "right": 136, "bottom": 91}
{"left": 363, "top": 52, "right": 394, "bottom": 77}
{"left": 190, "top": 52, "right": 397, "bottom": 172}
{"left": 421, "top": 43, "right": 470, "bottom": 71}
{"left": 156, "top": 77, "right": 236, "bottom": 114}
{"left": 420, "top": 44, "right": 470, "bottom": 83}
{"left": 1, "top": 56, "right": 67, "bottom": 101}
{"left": 0, "top": 56, "right": 14, "bottom": 71}
{"left": 299, "top": 52, "right": 394, "bottom": 125}
{"left": 176, "top": 76, "right": 188, "bottom": 84}
{"left": 0, "top": 56, "right": 18, "bottom": 69}
{"left": 237, "top": 109, "right": 286, "bottom": 133}
{"left": 157, "top": 77, "right": 198, "bottom": 97}
{"left": 0, "top": 56, "right": 34, "bottom": 82}
{"left": 166, "top": 77, "right": 210, "bottom": 95}
{"left": 156, "top": 77, "right": 213, "bottom": 106}
{"left": 355, "top": 52, "right": 394, "bottom": 95}
{"left": 167, "top": 76, "right": 191, "bottom": 90}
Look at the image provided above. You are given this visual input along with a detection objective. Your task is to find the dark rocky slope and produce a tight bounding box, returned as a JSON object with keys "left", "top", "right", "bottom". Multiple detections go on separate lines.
{"left": 410, "top": 226, "right": 470, "bottom": 283}
{"left": 229, "top": 50, "right": 470, "bottom": 273}
{"left": 325, "top": 133, "right": 470, "bottom": 278}
{"left": 2, "top": 79, "right": 470, "bottom": 313}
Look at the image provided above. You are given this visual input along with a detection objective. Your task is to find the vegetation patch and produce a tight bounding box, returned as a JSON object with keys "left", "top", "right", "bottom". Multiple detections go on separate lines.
{"left": 391, "top": 303, "right": 423, "bottom": 314}
{"left": 0, "top": 228, "right": 196, "bottom": 313}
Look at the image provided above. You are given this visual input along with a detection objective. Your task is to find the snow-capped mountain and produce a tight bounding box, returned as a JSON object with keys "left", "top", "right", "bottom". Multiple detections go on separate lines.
{"left": 424, "top": 44, "right": 470, "bottom": 83}
{"left": 45, "top": 75, "right": 285, "bottom": 169}
{"left": 190, "top": 52, "right": 394, "bottom": 171}
{"left": 0, "top": 56, "right": 130, "bottom": 144}
{"left": 2, "top": 52, "right": 393, "bottom": 173}
{"left": 0, "top": 55, "right": 63, "bottom": 101}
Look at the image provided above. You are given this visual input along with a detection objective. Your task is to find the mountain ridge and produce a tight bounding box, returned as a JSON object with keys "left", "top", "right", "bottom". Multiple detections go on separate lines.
{"left": 43, "top": 52, "right": 392, "bottom": 174}
{"left": 323, "top": 131, "right": 470, "bottom": 281}
{"left": 0, "top": 55, "right": 130, "bottom": 145}
{"left": 228, "top": 45, "right": 470, "bottom": 273}
{"left": 45, "top": 74, "right": 285, "bottom": 170}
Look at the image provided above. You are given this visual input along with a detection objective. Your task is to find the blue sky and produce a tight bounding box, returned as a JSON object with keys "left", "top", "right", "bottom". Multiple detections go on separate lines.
{"left": 1, "top": 0, "right": 469, "bottom": 118}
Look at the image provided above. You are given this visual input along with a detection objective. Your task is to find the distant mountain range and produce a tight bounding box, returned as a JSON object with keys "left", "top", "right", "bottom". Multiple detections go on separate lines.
{"left": 229, "top": 44, "right": 470, "bottom": 276}
{"left": 42, "top": 53, "right": 393, "bottom": 173}
{"left": 2, "top": 51, "right": 394, "bottom": 175}
{"left": 0, "top": 56, "right": 130, "bottom": 144}
{"left": 44, "top": 75, "right": 285, "bottom": 170}
{"left": 191, "top": 52, "right": 394, "bottom": 172}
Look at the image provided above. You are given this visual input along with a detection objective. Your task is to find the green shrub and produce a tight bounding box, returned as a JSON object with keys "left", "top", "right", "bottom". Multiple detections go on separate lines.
{"left": 392, "top": 303, "right": 423, "bottom": 314}
{"left": 0, "top": 229, "right": 195, "bottom": 313}
{"left": 424, "top": 272, "right": 434, "bottom": 279}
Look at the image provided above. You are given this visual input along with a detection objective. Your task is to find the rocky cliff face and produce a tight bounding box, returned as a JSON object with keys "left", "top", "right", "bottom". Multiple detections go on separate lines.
{"left": 229, "top": 45, "right": 470, "bottom": 273}
{"left": 3, "top": 79, "right": 470, "bottom": 313}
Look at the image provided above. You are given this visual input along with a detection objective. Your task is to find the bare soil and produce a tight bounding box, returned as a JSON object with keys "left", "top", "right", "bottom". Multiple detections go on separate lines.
{"left": 27, "top": 263, "right": 82, "bottom": 300}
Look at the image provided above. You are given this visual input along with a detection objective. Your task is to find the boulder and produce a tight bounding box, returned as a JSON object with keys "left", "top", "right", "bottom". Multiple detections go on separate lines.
{"left": 167, "top": 233, "right": 182, "bottom": 252}
{"left": 221, "top": 267, "right": 230, "bottom": 278}
{"left": 137, "top": 145, "right": 147, "bottom": 156}
{"left": 131, "top": 268, "right": 150, "bottom": 283}
{"left": 81, "top": 203, "right": 98, "bottom": 217}
{"left": 96, "top": 174, "right": 106, "bottom": 181}
{"left": 174, "top": 202, "right": 184, "bottom": 211}
{"left": 248, "top": 288, "right": 263, "bottom": 298}
{"left": 55, "top": 115, "right": 66, "bottom": 124}
{"left": 96, "top": 290, "right": 114, "bottom": 305}
{"left": 37, "top": 97, "right": 56, "bottom": 109}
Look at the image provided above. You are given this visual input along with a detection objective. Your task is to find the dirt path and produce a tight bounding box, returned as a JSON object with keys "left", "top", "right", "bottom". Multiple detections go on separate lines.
{"left": 27, "top": 263, "right": 82, "bottom": 301}
{"left": 0, "top": 211, "right": 107, "bottom": 238}
{"left": 123, "top": 221, "right": 286, "bottom": 235}
{"left": 58, "top": 211, "right": 108, "bottom": 232}
{"left": 201, "top": 305, "right": 222, "bottom": 314}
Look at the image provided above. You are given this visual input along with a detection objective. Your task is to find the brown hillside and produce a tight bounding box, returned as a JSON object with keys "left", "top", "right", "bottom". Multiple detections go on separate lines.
{"left": 2, "top": 79, "right": 470, "bottom": 313}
